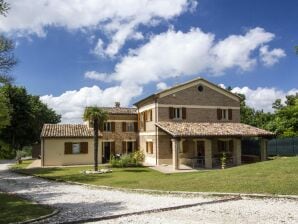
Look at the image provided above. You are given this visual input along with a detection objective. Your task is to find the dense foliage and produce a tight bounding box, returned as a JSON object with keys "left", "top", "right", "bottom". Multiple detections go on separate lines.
{"left": 238, "top": 92, "right": 298, "bottom": 137}
{"left": 0, "top": 85, "right": 61, "bottom": 158}
{"left": 110, "top": 151, "right": 145, "bottom": 168}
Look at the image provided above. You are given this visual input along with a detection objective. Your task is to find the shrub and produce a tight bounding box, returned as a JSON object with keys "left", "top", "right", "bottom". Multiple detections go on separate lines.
{"left": 0, "top": 142, "right": 15, "bottom": 159}
{"left": 109, "top": 151, "right": 145, "bottom": 168}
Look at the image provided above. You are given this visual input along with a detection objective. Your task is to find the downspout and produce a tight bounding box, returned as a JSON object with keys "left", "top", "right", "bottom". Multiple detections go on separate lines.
{"left": 155, "top": 98, "right": 158, "bottom": 166}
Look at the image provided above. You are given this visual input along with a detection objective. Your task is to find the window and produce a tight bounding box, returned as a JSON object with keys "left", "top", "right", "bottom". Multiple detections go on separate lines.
{"left": 146, "top": 109, "right": 153, "bottom": 121}
{"left": 146, "top": 141, "right": 153, "bottom": 154}
{"left": 169, "top": 107, "right": 186, "bottom": 119}
{"left": 126, "top": 122, "right": 135, "bottom": 132}
{"left": 173, "top": 108, "right": 182, "bottom": 119}
{"left": 64, "top": 142, "right": 88, "bottom": 154}
{"left": 217, "top": 109, "right": 232, "bottom": 121}
{"left": 72, "top": 143, "right": 80, "bottom": 154}
{"left": 103, "top": 122, "right": 112, "bottom": 132}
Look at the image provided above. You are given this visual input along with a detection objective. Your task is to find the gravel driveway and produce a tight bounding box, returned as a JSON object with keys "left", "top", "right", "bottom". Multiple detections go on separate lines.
{"left": 0, "top": 161, "right": 297, "bottom": 224}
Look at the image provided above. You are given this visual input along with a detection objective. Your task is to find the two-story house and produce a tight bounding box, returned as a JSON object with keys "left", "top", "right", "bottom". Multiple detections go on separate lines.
{"left": 41, "top": 77, "right": 274, "bottom": 168}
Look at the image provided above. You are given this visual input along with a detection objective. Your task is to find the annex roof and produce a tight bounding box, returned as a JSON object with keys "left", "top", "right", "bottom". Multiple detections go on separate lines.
{"left": 41, "top": 124, "right": 97, "bottom": 138}
{"left": 99, "top": 107, "right": 137, "bottom": 115}
{"left": 156, "top": 121, "right": 275, "bottom": 138}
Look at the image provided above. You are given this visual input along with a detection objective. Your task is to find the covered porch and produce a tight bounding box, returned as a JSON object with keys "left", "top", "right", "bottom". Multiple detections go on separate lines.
{"left": 156, "top": 121, "right": 274, "bottom": 170}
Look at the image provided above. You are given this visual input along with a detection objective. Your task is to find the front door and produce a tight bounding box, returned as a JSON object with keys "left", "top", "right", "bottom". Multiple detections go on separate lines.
{"left": 127, "top": 141, "right": 133, "bottom": 154}
{"left": 197, "top": 141, "right": 205, "bottom": 157}
{"left": 103, "top": 142, "right": 111, "bottom": 163}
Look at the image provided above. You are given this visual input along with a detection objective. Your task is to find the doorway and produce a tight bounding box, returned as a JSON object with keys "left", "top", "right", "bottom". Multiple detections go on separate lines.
{"left": 197, "top": 141, "right": 205, "bottom": 157}
{"left": 103, "top": 142, "right": 111, "bottom": 163}
{"left": 127, "top": 141, "right": 134, "bottom": 154}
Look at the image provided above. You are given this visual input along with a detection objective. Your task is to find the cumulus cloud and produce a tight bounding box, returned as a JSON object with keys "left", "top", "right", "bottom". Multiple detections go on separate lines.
{"left": 156, "top": 82, "right": 168, "bottom": 90}
{"left": 84, "top": 71, "right": 111, "bottom": 82}
{"left": 1, "top": 0, "right": 196, "bottom": 56}
{"left": 87, "top": 27, "right": 283, "bottom": 85}
{"left": 41, "top": 85, "right": 142, "bottom": 123}
{"left": 259, "top": 45, "right": 286, "bottom": 66}
{"left": 231, "top": 86, "right": 298, "bottom": 112}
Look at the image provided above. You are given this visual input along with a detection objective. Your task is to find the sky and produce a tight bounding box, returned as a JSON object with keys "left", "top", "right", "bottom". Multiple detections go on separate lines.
{"left": 1, "top": 0, "right": 297, "bottom": 123}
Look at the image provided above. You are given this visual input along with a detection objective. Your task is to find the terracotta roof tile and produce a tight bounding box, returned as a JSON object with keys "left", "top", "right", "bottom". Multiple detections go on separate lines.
{"left": 156, "top": 121, "right": 275, "bottom": 137}
{"left": 100, "top": 107, "right": 137, "bottom": 114}
{"left": 41, "top": 124, "right": 97, "bottom": 138}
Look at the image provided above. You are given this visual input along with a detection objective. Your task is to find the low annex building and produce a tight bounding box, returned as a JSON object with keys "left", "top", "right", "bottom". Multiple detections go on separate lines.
{"left": 41, "top": 77, "right": 274, "bottom": 168}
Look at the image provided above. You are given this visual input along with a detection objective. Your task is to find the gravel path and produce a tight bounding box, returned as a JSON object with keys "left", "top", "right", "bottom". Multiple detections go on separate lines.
{"left": 0, "top": 161, "right": 297, "bottom": 224}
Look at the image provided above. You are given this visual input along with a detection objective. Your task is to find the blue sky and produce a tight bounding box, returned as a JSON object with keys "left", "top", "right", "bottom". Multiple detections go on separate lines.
{"left": 1, "top": 0, "right": 297, "bottom": 122}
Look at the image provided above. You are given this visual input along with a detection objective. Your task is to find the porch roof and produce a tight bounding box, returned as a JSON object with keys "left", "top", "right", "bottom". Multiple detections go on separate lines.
{"left": 41, "top": 124, "right": 99, "bottom": 138}
{"left": 156, "top": 121, "right": 275, "bottom": 138}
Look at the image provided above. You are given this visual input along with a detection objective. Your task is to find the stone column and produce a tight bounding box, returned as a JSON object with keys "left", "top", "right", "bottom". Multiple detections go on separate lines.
{"left": 172, "top": 138, "right": 180, "bottom": 170}
{"left": 260, "top": 138, "right": 268, "bottom": 161}
{"left": 204, "top": 139, "right": 212, "bottom": 169}
{"left": 233, "top": 138, "right": 242, "bottom": 165}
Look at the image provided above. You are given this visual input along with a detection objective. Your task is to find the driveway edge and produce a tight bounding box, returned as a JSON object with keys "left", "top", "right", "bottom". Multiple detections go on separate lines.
{"left": 12, "top": 169, "right": 298, "bottom": 200}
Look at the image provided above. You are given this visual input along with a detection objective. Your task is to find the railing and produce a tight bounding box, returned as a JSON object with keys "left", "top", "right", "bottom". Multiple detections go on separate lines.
{"left": 183, "top": 156, "right": 235, "bottom": 169}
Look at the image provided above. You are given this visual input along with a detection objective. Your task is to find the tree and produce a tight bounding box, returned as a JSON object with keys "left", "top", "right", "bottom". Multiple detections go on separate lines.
{"left": 0, "top": 0, "right": 16, "bottom": 84}
{"left": 0, "top": 91, "right": 10, "bottom": 129}
{"left": 295, "top": 46, "right": 298, "bottom": 55}
{"left": 83, "top": 107, "right": 108, "bottom": 171}
{"left": 0, "top": 85, "right": 61, "bottom": 156}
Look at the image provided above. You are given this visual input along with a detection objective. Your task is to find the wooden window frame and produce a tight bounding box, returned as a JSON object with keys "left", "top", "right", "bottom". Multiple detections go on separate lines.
{"left": 64, "top": 142, "right": 88, "bottom": 155}
{"left": 103, "top": 122, "right": 112, "bottom": 132}
{"left": 146, "top": 141, "right": 153, "bottom": 154}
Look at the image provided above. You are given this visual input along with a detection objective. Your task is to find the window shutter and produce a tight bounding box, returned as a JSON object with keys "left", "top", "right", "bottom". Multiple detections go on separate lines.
{"left": 80, "top": 142, "right": 88, "bottom": 154}
{"left": 122, "top": 141, "right": 126, "bottom": 153}
{"left": 64, "top": 142, "right": 72, "bottom": 154}
{"left": 217, "top": 109, "right": 222, "bottom": 120}
{"left": 182, "top": 107, "right": 186, "bottom": 119}
{"left": 122, "top": 122, "right": 126, "bottom": 132}
{"left": 146, "top": 142, "right": 148, "bottom": 153}
{"left": 134, "top": 122, "right": 138, "bottom": 132}
{"left": 228, "top": 109, "right": 232, "bottom": 120}
{"left": 144, "top": 111, "right": 147, "bottom": 121}
{"left": 169, "top": 107, "right": 174, "bottom": 119}
{"left": 111, "top": 122, "right": 115, "bottom": 132}
{"left": 111, "top": 142, "right": 115, "bottom": 155}
{"left": 149, "top": 109, "right": 153, "bottom": 121}
{"left": 150, "top": 142, "right": 153, "bottom": 154}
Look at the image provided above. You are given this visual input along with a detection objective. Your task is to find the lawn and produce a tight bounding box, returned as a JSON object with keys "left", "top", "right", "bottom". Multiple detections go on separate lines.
{"left": 14, "top": 157, "right": 298, "bottom": 195}
{"left": 0, "top": 193, "right": 53, "bottom": 224}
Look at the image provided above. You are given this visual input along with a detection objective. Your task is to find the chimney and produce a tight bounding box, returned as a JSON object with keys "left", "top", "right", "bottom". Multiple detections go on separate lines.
{"left": 115, "top": 102, "right": 120, "bottom": 108}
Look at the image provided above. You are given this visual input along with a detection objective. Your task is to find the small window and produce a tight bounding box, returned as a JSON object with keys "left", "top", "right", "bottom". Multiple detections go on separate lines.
{"left": 146, "top": 141, "right": 153, "bottom": 154}
{"left": 72, "top": 143, "right": 81, "bottom": 154}
{"left": 173, "top": 108, "right": 182, "bottom": 119}
{"left": 198, "top": 85, "right": 204, "bottom": 92}
{"left": 103, "top": 122, "right": 112, "bottom": 132}
{"left": 222, "top": 109, "right": 227, "bottom": 120}
{"left": 146, "top": 109, "right": 153, "bottom": 121}
{"left": 126, "top": 122, "right": 135, "bottom": 132}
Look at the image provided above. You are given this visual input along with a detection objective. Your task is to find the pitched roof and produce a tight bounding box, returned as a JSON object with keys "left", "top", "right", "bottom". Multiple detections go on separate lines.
{"left": 156, "top": 121, "right": 275, "bottom": 138}
{"left": 99, "top": 107, "right": 137, "bottom": 115}
{"left": 41, "top": 124, "right": 96, "bottom": 138}
{"left": 134, "top": 77, "right": 241, "bottom": 106}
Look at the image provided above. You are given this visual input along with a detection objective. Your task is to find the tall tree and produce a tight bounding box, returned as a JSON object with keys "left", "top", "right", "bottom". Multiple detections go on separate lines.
{"left": 0, "top": 91, "right": 10, "bottom": 129}
{"left": 0, "top": 0, "right": 16, "bottom": 84}
{"left": 0, "top": 85, "right": 61, "bottom": 154}
{"left": 83, "top": 107, "right": 108, "bottom": 171}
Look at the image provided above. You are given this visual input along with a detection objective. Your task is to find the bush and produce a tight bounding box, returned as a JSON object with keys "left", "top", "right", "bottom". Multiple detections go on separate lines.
{"left": 0, "top": 141, "right": 15, "bottom": 159}
{"left": 109, "top": 151, "right": 145, "bottom": 168}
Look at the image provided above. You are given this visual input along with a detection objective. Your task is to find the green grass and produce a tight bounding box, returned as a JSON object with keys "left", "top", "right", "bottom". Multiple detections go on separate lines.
{"left": 0, "top": 193, "right": 53, "bottom": 224}
{"left": 14, "top": 157, "right": 298, "bottom": 195}
{"left": 11, "top": 159, "right": 33, "bottom": 170}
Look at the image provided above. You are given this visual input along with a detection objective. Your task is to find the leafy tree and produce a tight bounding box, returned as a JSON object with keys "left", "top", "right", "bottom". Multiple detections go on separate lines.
{"left": 83, "top": 107, "right": 108, "bottom": 171}
{"left": 0, "top": 85, "right": 61, "bottom": 157}
{"left": 266, "top": 94, "right": 298, "bottom": 137}
{"left": 0, "top": 0, "right": 16, "bottom": 84}
{"left": 0, "top": 91, "right": 10, "bottom": 129}
{"left": 295, "top": 46, "right": 298, "bottom": 55}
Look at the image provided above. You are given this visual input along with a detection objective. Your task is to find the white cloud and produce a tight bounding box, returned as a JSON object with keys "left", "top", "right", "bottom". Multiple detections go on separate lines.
{"left": 2, "top": 0, "right": 196, "bottom": 56}
{"left": 98, "top": 27, "right": 283, "bottom": 85}
{"left": 231, "top": 87, "right": 298, "bottom": 112}
{"left": 259, "top": 45, "right": 286, "bottom": 66}
{"left": 156, "top": 82, "right": 168, "bottom": 90}
{"left": 84, "top": 71, "right": 110, "bottom": 82}
{"left": 41, "top": 85, "right": 142, "bottom": 123}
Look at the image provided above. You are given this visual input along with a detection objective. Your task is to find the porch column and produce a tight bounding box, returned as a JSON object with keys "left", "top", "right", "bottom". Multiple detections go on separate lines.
{"left": 233, "top": 138, "right": 242, "bottom": 165}
{"left": 204, "top": 139, "right": 212, "bottom": 169}
{"left": 260, "top": 138, "right": 268, "bottom": 161}
{"left": 172, "top": 138, "right": 180, "bottom": 170}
